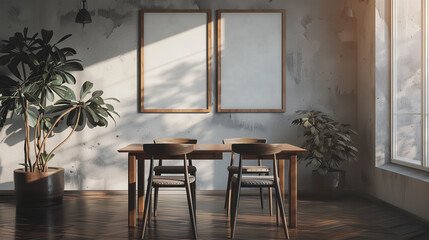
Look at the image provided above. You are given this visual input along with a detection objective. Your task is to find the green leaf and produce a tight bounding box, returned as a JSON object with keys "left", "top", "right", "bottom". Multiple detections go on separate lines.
{"left": 54, "top": 46, "right": 65, "bottom": 63}
{"left": 41, "top": 152, "right": 55, "bottom": 162}
{"left": 98, "top": 116, "right": 108, "bottom": 127}
{"left": 46, "top": 88, "right": 55, "bottom": 102}
{"left": 43, "top": 117, "right": 53, "bottom": 129}
{"left": 67, "top": 108, "right": 78, "bottom": 126}
{"left": 310, "top": 126, "right": 317, "bottom": 134}
{"left": 58, "top": 61, "right": 83, "bottom": 71}
{"left": 7, "top": 56, "right": 21, "bottom": 80}
{"left": 49, "top": 76, "right": 63, "bottom": 86}
{"left": 45, "top": 104, "right": 72, "bottom": 114}
{"left": 56, "top": 34, "right": 72, "bottom": 44}
{"left": 54, "top": 99, "right": 72, "bottom": 105}
{"left": 349, "top": 146, "right": 358, "bottom": 152}
{"left": 105, "top": 103, "right": 114, "bottom": 111}
{"left": 314, "top": 135, "right": 320, "bottom": 146}
{"left": 0, "top": 96, "right": 10, "bottom": 101}
{"left": 23, "top": 92, "right": 39, "bottom": 104}
{"left": 303, "top": 120, "right": 311, "bottom": 128}
{"left": 105, "top": 97, "right": 120, "bottom": 102}
{"left": 96, "top": 107, "right": 109, "bottom": 117}
{"left": 84, "top": 108, "right": 97, "bottom": 126}
{"left": 311, "top": 159, "right": 321, "bottom": 168}
{"left": 62, "top": 72, "right": 76, "bottom": 84}
{"left": 106, "top": 111, "right": 117, "bottom": 125}
{"left": 25, "top": 109, "right": 37, "bottom": 127}
{"left": 313, "top": 150, "right": 323, "bottom": 158}
{"left": 91, "top": 97, "right": 104, "bottom": 105}
{"left": 85, "top": 106, "right": 99, "bottom": 123}
{"left": 61, "top": 47, "right": 77, "bottom": 56}
{"left": 91, "top": 90, "right": 103, "bottom": 98}
{"left": 51, "top": 85, "right": 76, "bottom": 101}
{"left": 80, "top": 81, "right": 93, "bottom": 99}
{"left": 41, "top": 29, "right": 53, "bottom": 43}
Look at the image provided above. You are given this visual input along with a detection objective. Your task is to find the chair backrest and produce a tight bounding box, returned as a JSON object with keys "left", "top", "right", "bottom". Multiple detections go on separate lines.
{"left": 231, "top": 143, "right": 282, "bottom": 156}
{"left": 143, "top": 144, "right": 194, "bottom": 156}
{"left": 224, "top": 138, "right": 267, "bottom": 166}
{"left": 154, "top": 138, "right": 197, "bottom": 144}
{"left": 222, "top": 138, "right": 266, "bottom": 144}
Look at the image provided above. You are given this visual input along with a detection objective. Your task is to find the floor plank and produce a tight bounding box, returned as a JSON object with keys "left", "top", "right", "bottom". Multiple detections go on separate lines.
{"left": 0, "top": 191, "right": 428, "bottom": 239}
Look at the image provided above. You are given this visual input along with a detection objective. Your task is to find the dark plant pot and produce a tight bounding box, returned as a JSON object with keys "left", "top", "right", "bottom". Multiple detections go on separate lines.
{"left": 14, "top": 167, "right": 64, "bottom": 207}
{"left": 312, "top": 170, "right": 345, "bottom": 199}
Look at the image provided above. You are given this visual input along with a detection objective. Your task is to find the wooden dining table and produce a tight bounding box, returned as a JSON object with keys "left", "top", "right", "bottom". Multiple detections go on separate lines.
{"left": 118, "top": 143, "right": 305, "bottom": 228}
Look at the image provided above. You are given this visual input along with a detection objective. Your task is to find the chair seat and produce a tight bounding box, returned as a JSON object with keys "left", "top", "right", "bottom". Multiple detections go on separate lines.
{"left": 231, "top": 176, "right": 274, "bottom": 187}
{"left": 153, "top": 175, "right": 196, "bottom": 187}
{"left": 154, "top": 165, "right": 197, "bottom": 174}
{"left": 227, "top": 165, "right": 270, "bottom": 173}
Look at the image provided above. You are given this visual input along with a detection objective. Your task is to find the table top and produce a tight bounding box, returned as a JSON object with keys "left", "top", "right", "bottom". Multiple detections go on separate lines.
{"left": 118, "top": 143, "right": 306, "bottom": 153}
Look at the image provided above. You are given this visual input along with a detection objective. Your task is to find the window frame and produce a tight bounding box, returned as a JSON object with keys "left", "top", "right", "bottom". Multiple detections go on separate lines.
{"left": 391, "top": 0, "right": 429, "bottom": 172}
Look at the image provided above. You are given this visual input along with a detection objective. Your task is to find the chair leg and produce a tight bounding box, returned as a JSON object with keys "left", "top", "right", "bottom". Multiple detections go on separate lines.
{"left": 276, "top": 194, "right": 280, "bottom": 226}
{"left": 269, "top": 187, "right": 273, "bottom": 216}
{"left": 274, "top": 182, "right": 289, "bottom": 239}
{"left": 140, "top": 183, "right": 153, "bottom": 239}
{"left": 191, "top": 181, "right": 197, "bottom": 216}
{"left": 259, "top": 187, "right": 264, "bottom": 209}
{"left": 148, "top": 192, "right": 152, "bottom": 227}
{"left": 185, "top": 181, "right": 197, "bottom": 238}
{"left": 153, "top": 187, "right": 159, "bottom": 217}
{"left": 224, "top": 171, "right": 233, "bottom": 211}
{"left": 229, "top": 181, "right": 236, "bottom": 224}
{"left": 231, "top": 181, "right": 241, "bottom": 239}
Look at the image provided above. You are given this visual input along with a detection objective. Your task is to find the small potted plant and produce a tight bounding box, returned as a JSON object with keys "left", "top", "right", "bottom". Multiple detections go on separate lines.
{"left": 292, "top": 110, "right": 358, "bottom": 198}
{"left": 0, "top": 28, "right": 119, "bottom": 206}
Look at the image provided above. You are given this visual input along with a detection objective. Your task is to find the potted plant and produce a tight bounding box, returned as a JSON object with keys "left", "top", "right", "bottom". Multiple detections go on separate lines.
{"left": 292, "top": 110, "right": 358, "bottom": 198}
{"left": 0, "top": 28, "right": 119, "bottom": 206}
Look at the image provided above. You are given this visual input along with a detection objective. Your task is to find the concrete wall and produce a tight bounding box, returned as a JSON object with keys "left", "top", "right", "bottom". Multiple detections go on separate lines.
{"left": 356, "top": 0, "right": 429, "bottom": 221}
{"left": 0, "top": 0, "right": 358, "bottom": 191}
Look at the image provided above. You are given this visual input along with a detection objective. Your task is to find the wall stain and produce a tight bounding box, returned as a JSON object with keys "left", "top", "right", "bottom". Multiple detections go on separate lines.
{"left": 193, "top": 0, "right": 202, "bottom": 9}
{"left": 287, "top": 52, "right": 303, "bottom": 84}
{"left": 59, "top": 10, "right": 77, "bottom": 27}
{"left": 126, "top": 0, "right": 176, "bottom": 10}
{"left": 211, "top": 114, "right": 264, "bottom": 131}
{"left": 301, "top": 14, "right": 313, "bottom": 40}
{"left": 98, "top": 9, "right": 132, "bottom": 38}
{"left": 8, "top": 7, "right": 20, "bottom": 23}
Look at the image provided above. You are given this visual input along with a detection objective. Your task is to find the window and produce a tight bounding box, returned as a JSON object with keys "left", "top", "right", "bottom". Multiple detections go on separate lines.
{"left": 391, "top": 0, "right": 429, "bottom": 171}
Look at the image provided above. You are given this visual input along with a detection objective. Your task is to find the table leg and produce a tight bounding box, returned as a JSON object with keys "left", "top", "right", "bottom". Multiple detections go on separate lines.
{"left": 128, "top": 154, "right": 137, "bottom": 227}
{"left": 278, "top": 159, "right": 285, "bottom": 198}
{"left": 138, "top": 159, "right": 145, "bottom": 213}
{"left": 289, "top": 155, "right": 297, "bottom": 228}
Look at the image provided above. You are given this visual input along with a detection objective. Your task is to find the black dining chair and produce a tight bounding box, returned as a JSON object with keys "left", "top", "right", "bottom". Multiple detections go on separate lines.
{"left": 141, "top": 144, "right": 197, "bottom": 239}
{"left": 229, "top": 143, "right": 289, "bottom": 239}
{"left": 152, "top": 138, "right": 197, "bottom": 216}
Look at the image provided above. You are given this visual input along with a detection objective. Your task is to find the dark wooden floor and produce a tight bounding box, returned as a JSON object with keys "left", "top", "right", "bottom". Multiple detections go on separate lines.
{"left": 0, "top": 191, "right": 428, "bottom": 239}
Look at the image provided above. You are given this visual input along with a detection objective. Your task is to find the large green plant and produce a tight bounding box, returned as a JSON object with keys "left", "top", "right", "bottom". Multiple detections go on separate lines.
{"left": 291, "top": 110, "right": 358, "bottom": 175}
{"left": 0, "top": 28, "right": 119, "bottom": 172}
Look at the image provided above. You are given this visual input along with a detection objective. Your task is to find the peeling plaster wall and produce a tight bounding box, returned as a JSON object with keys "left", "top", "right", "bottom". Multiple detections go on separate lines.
{"left": 0, "top": 0, "right": 358, "bottom": 191}
{"left": 357, "top": 0, "right": 429, "bottom": 221}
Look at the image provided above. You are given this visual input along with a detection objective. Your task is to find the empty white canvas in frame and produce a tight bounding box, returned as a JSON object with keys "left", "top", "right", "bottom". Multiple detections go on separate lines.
{"left": 217, "top": 10, "right": 285, "bottom": 112}
{"left": 141, "top": 10, "right": 211, "bottom": 112}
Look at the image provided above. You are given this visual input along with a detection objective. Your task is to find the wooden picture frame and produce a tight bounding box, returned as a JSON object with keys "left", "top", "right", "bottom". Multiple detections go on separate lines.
{"left": 140, "top": 10, "right": 212, "bottom": 113}
{"left": 217, "top": 10, "right": 286, "bottom": 113}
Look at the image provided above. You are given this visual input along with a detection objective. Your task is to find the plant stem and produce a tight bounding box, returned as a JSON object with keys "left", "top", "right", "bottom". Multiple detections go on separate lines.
{"left": 43, "top": 107, "right": 81, "bottom": 171}
{"left": 36, "top": 105, "right": 78, "bottom": 171}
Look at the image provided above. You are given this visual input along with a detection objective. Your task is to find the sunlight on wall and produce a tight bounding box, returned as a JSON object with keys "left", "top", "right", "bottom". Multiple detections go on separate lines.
{"left": 144, "top": 13, "right": 208, "bottom": 109}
